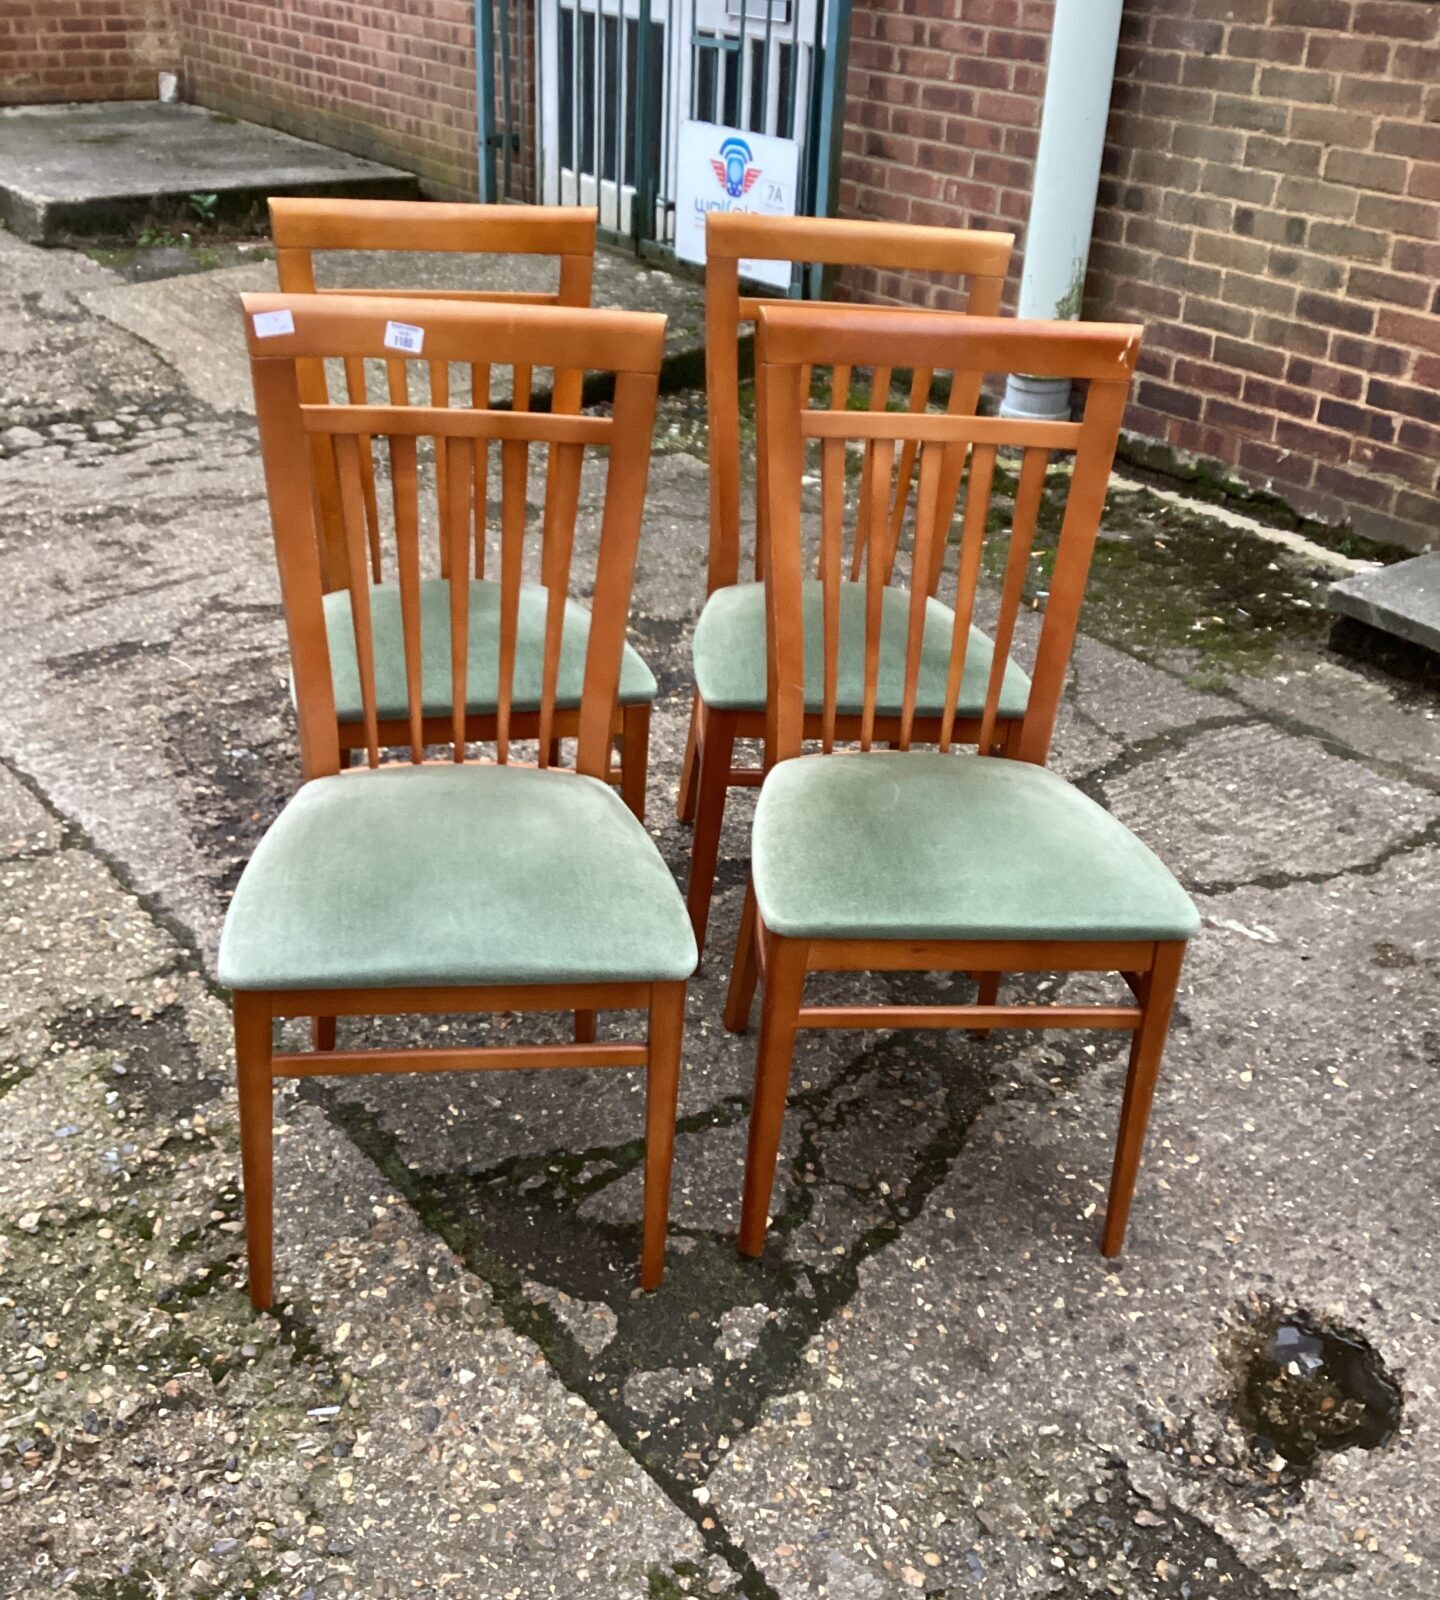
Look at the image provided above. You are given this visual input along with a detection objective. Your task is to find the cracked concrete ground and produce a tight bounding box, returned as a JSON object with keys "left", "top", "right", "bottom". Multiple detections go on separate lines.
{"left": 0, "top": 223, "right": 1437, "bottom": 1599}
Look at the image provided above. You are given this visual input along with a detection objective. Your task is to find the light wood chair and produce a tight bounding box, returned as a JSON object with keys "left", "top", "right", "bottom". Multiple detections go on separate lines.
{"left": 680, "top": 212, "right": 1018, "bottom": 953}
{"left": 727, "top": 304, "right": 1198, "bottom": 1261}
{"left": 221, "top": 292, "right": 695, "bottom": 1308}
{"left": 268, "top": 199, "right": 654, "bottom": 819}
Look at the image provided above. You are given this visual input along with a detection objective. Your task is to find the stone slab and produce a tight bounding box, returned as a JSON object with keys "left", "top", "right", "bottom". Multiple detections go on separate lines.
{"left": 1327, "top": 553, "right": 1440, "bottom": 657}
{"left": 0, "top": 102, "right": 417, "bottom": 243}
{"left": 84, "top": 240, "right": 707, "bottom": 414}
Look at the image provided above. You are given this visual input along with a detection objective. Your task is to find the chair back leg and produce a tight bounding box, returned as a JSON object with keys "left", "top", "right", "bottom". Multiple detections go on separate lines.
{"left": 620, "top": 701, "right": 651, "bottom": 821}
{"left": 724, "top": 879, "right": 761, "bottom": 1033}
{"left": 676, "top": 693, "right": 702, "bottom": 823}
{"left": 686, "top": 709, "right": 739, "bottom": 959}
{"left": 642, "top": 982, "right": 687, "bottom": 1289}
{"left": 737, "top": 933, "right": 809, "bottom": 1256}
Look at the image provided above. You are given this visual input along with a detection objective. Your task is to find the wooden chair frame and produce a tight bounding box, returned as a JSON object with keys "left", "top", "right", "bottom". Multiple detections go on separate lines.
{"left": 727, "top": 304, "right": 1188, "bottom": 1260}
{"left": 234, "top": 291, "right": 684, "bottom": 1305}
{"left": 269, "top": 199, "right": 648, "bottom": 812}
{"left": 680, "top": 212, "right": 1018, "bottom": 954}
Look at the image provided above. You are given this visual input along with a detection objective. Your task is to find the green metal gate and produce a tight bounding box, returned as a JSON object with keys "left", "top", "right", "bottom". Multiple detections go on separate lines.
{"left": 476, "top": 0, "right": 851, "bottom": 260}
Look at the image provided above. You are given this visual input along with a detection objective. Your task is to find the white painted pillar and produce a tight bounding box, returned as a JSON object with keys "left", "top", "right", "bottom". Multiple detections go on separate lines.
{"left": 1001, "top": 0, "right": 1125, "bottom": 421}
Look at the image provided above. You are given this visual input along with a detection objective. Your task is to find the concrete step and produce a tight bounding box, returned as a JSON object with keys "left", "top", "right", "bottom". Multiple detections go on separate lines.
{"left": 1328, "top": 554, "right": 1440, "bottom": 659}
{"left": 0, "top": 102, "right": 418, "bottom": 244}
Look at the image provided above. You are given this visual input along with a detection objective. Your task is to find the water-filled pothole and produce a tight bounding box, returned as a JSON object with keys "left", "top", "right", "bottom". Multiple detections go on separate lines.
{"left": 1234, "top": 1308, "right": 1402, "bottom": 1469}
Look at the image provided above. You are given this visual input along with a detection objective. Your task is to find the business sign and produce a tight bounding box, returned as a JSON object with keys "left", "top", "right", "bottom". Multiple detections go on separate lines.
{"left": 674, "top": 120, "right": 800, "bottom": 291}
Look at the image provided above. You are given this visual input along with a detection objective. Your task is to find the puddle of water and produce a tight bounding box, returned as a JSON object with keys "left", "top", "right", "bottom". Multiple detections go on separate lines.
{"left": 1238, "top": 1308, "right": 1402, "bottom": 1468}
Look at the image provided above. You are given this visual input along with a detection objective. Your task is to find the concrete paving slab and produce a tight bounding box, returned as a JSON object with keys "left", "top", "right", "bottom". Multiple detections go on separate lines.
{"left": 1, "top": 224, "right": 1438, "bottom": 1598}
{"left": 1328, "top": 552, "right": 1440, "bottom": 655}
{"left": 0, "top": 102, "right": 417, "bottom": 243}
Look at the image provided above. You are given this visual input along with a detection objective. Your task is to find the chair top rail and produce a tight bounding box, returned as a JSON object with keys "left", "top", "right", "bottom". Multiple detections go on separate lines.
{"left": 706, "top": 211, "right": 1015, "bottom": 276}
{"left": 756, "top": 305, "right": 1143, "bottom": 382}
{"left": 241, "top": 293, "right": 665, "bottom": 376}
{"left": 269, "top": 198, "right": 600, "bottom": 256}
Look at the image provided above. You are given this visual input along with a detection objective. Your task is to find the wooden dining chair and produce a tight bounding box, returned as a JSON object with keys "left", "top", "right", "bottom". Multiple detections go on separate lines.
{"left": 268, "top": 198, "right": 654, "bottom": 819}
{"left": 727, "top": 304, "right": 1199, "bottom": 1260}
{"left": 680, "top": 212, "right": 1018, "bottom": 954}
{"left": 220, "top": 292, "right": 696, "bottom": 1308}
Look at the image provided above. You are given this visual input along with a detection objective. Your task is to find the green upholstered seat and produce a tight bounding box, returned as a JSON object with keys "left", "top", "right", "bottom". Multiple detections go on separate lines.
{"left": 219, "top": 764, "right": 697, "bottom": 991}
{"left": 690, "top": 580, "right": 1031, "bottom": 718}
{"left": 752, "top": 752, "right": 1199, "bottom": 943}
{"left": 322, "top": 579, "right": 657, "bottom": 723}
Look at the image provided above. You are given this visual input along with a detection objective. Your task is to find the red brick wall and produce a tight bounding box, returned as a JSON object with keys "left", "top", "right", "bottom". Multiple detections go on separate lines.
{"left": 179, "top": 0, "right": 480, "bottom": 197}
{"left": 839, "top": 0, "right": 1051, "bottom": 312}
{"left": 1092, "top": 0, "right": 1438, "bottom": 552}
{"left": 838, "top": 0, "right": 1438, "bottom": 552}
{"left": 1, "top": 0, "right": 177, "bottom": 103}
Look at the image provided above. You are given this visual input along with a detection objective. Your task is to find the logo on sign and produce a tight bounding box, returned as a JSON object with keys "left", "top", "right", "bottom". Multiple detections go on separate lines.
{"left": 711, "top": 136, "right": 760, "bottom": 199}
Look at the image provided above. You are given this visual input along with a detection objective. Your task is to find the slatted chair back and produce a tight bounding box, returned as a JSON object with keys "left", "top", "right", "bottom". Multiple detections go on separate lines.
{"left": 271, "top": 199, "right": 599, "bottom": 591}
{"left": 704, "top": 212, "right": 1015, "bottom": 595}
{"left": 755, "top": 304, "right": 1141, "bottom": 769}
{"left": 243, "top": 292, "right": 663, "bottom": 785}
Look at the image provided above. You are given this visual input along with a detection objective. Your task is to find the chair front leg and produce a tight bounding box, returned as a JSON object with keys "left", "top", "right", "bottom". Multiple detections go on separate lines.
{"left": 1102, "top": 941, "right": 1186, "bottom": 1257}
{"left": 233, "top": 991, "right": 276, "bottom": 1311}
{"left": 677, "top": 692, "right": 703, "bottom": 823}
{"left": 641, "top": 981, "right": 686, "bottom": 1290}
{"left": 619, "top": 701, "right": 651, "bottom": 822}
{"left": 738, "top": 932, "right": 809, "bottom": 1258}
{"left": 685, "top": 708, "right": 738, "bottom": 961}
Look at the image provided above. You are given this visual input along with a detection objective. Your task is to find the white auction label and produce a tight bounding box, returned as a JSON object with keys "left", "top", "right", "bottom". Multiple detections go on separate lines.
{"left": 384, "top": 321, "right": 425, "bottom": 354}
{"left": 252, "top": 309, "right": 295, "bottom": 338}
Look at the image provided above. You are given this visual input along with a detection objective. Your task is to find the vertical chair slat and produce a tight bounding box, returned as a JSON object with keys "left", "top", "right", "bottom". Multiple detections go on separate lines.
{"left": 432, "top": 360, "right": 452, "bottom": 578}
{"left": 537, "top": 440, "right": 585, "bottom": 766}
{"left": 939, "top": 443, "right": 997, "bottom": 753}
{"left": 919, "top": 370, "right": 986, "bottom": 596}
{"left": 884, "top": 366, "right": 933, "bottom": 579}
{"left": 471, "top": 363, "right": 491, "bottom": 577}
{"left": 819, "top": 437, "right": 845, "bottom": 752}
{"left": 542, "top": 368, "right": 586, "bottom": 590}
{"left": 333, "top": 434, "right": 382, "bottom": 768}
{"left": 389, "top": 434, "right": 426, "bottom": 763}
{"left": 848, "top": 362, "right": 892, "bottom": 581}
{"left": 898, "top": 441, "right": 945, "bottom": 750}
{"left": 859, "top": 438, "right": 895, "bottom": 752}
{"left": 830, "top": 364, "right": 852, "bottom": 414}
{"left": 976, "top": 446, "right": 1048, "bottom": 758}
{"left": 496, "top": 437, "right": 528, "bottom": 765}
{"left": 445, "top": 435, "right": 473, "bottom": 762}
{"left": 342, "top": 356, "right": 382, "bottom": 581}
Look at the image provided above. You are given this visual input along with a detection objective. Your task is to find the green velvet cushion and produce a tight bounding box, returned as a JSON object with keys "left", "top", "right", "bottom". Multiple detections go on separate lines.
{"left": 691, "top": 580, "right": 1031, "bottom": 718}
{"left": 752, "top": 751, "right": 1199, "bottom": 943}
{"left": 219, "top": 764, "right": 697, "bottom": 991}
{"left": 322, "top": 578, "right": 657, "bottom": 723}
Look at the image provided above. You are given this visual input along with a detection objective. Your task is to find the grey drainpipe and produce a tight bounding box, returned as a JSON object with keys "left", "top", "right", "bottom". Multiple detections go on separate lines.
{"left": 1001, "top": 0, "right": 1124, "bottom": 420}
